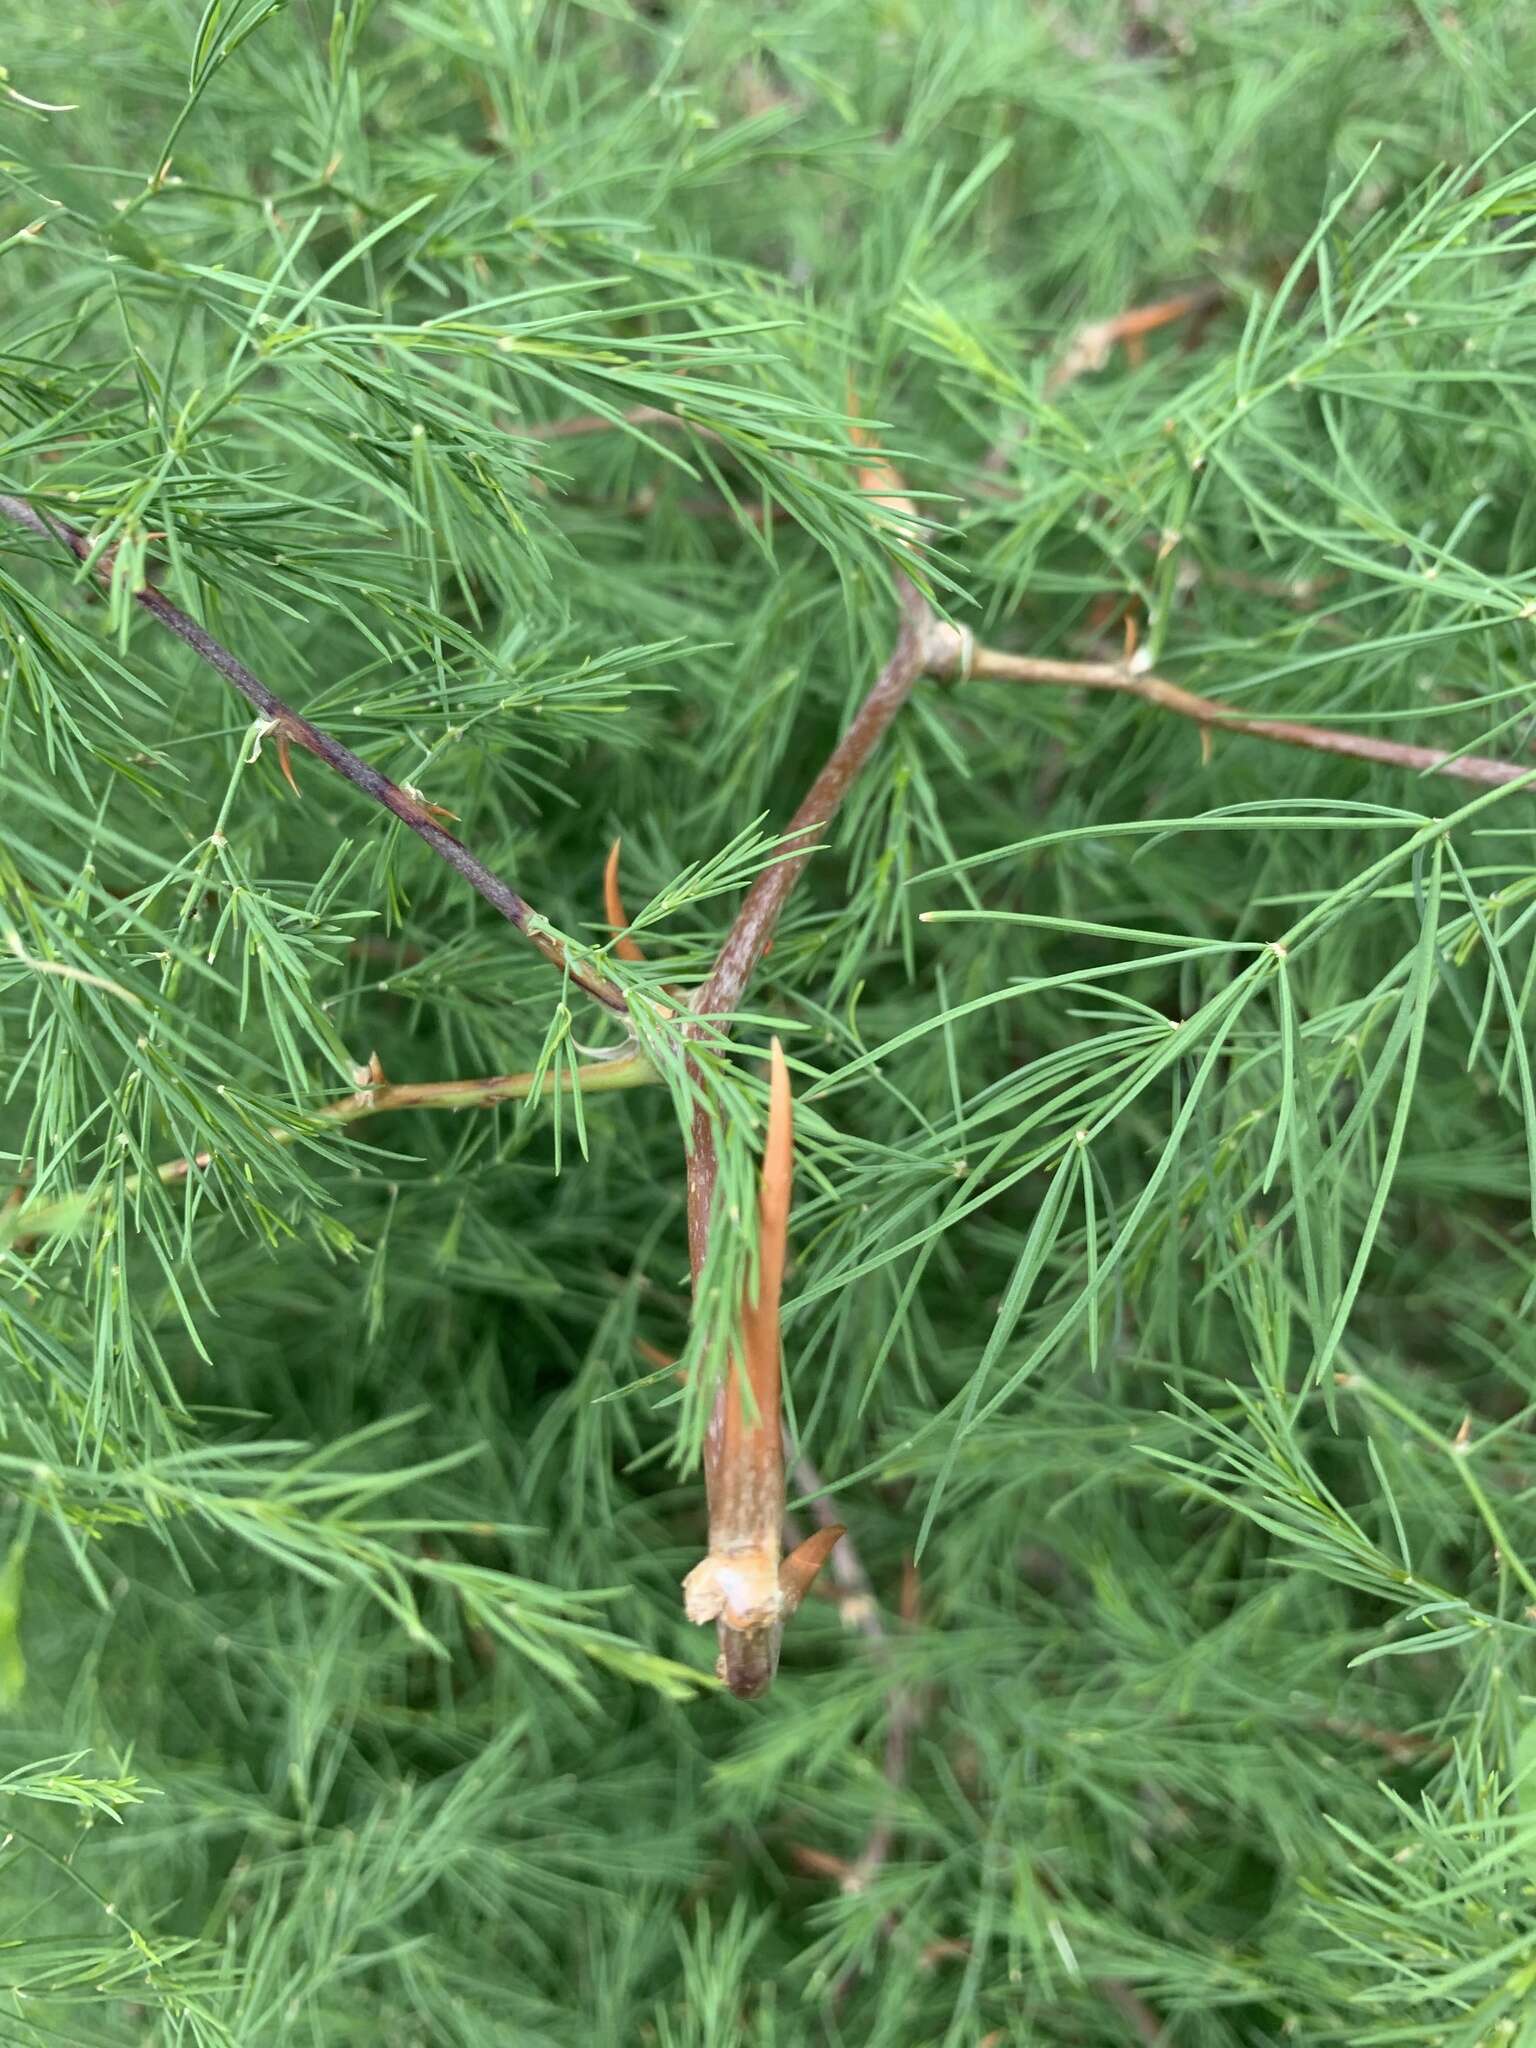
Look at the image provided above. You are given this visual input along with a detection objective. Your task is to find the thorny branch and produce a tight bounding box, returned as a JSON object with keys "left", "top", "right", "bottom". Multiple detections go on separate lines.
{"left": 6, "top": 295, "right": 1534, "bottom": 1707}
{"left": 5, "top": 440, "right": 1530, "bottom": 1258}
{"left": 3, "top": 1051, "right": 654, "bottom": 1245}
{"left": 924, "top": 627, "right": 1534, "bottom": 790}
{"left": 680, "top": 1041, "right": 845, "bottom": 1697}
{"left": 677, "top": 432, "right": 936, "bottom": 1694}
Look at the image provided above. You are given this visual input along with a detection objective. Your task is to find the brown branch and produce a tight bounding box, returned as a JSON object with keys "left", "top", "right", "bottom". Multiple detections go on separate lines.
{"left": 792, "top": 1534, "right": 1162, "bottom": 2048}
{"left": 801, "top": 1801, "right": 1171, "bottom": 2044}
{"left": 982, "top": 283, "right": 1224, "bottom": 474}
{"left": 520, "top": 373, "right": 1526, "bottom": 797}
{"left": 1202, "top": 564, "right": 1343, "bottom": 610}
{"left": 685, "top": 439, "right": 933, "bottom": 1279}
{"left": 1046, "top": 284, "right": 1225, "bottom": 396}
{"left": 307, "top": 1052, "right": 655, "bottom": 1119}
{"left": 6, "top": 1051, "right": 656, "bottom": 1247}
{"left": 0, "top": 492, "right": 631, "bottom": 1016}
{"left": 1314, "top": 1714, "right": 1445, "bottom": 1767}
{"left": 840, "top": 1560, "right": 921, "bottom": 1907}
{"left": 1091, "top": 1982, "right": 1166, "bottom": 2046}
{"left": 636, "top": 1336, "right": 883, "bottom": 1646}
{"left": 681, "top": 1042, "right": 844, "bottom": 1696}
{"left": 926, "top": 625, "right": 1531, "bottom": 791}
{"left": 347, "top": 936, "right": 428, "bottom": 968}
{"left": 689, "top": 576, "right": 934, "bottom": 1066}
{"left": 988, "top": 1979, "right": 1166, "bottom": 2046}
{"left": 677, "top": 437, "right": 934, "bottom": 1694}
{"left": 783, "top": 1453, "right": 915, "bottom": 1948}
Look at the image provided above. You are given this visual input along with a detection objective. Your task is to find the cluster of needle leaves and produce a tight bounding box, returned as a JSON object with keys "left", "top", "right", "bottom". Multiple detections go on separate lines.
{"left": 6, "top": 2, "right": 1536, "bottom": 2042}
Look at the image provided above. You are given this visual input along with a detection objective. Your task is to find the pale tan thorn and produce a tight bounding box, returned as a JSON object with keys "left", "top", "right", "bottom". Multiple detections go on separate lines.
{"left": 779, "top": 1523, "right": 846, "bottom": 1616}
{"left": 275, "top": 730, "right": 301, "bottom": 798}
{"left": 603, "top": 837, "right": 647, "bottom": 962}
{"left": 847, "top": 387, "right": 920, "bottom": 528}
{"left": 742, "top": 1036, "right": 793, "bottom": 1418}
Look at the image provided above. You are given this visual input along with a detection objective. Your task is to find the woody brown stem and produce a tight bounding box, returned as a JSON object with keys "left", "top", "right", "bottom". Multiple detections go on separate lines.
{"left": 0, "top": 492, "right": 630, "bottom": 1017}
{"left": 690, "top": 576, "right": 934, "bottom": 1047}
{"left": 928, "top": 626, "right": 1532, "bottom": 791}
{"left": 677, "top": 440, "right": 931, "bottom": 1692}
{"left": 685, "top": 439, "right": 934, "bottom": 1282}
{"left": 5, "top": 1053, "right": 654, "bottom": 1247}
{"left": 525, "top": 411, "right": 1526, "bottom": 797}
{"left": 682, "top": 1040, "right": 844, "bottom": 1696}
{"left": 1045, "top": 283, "right": 1225, "bottom": 395}
{"left": 9, "top": 602, "right": 1531, "bottom": 1261}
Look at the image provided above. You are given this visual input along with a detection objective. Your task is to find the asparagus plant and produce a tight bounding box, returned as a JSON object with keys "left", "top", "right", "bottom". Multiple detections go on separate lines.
{"left": 4, "top": 4, "right": 1536, "bottom": 2044}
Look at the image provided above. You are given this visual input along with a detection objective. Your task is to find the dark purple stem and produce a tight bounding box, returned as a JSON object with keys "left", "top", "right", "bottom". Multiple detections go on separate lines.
{"left": 0, "top": 492, "right": 628, "bottom": 1014}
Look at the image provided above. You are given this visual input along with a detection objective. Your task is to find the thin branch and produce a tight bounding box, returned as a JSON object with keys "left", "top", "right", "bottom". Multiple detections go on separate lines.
{"left": 1096, "top": 1980, "right": 1167, "bottom": 2046}
{"left": 778, "top": 1498, "right": 918, "bottom": 1991}
{"left": 694, "top": 583, "right": 934, "bottom": 1031}
{"left": 927, "top": 625, "right": 1532, "bottom": 791}
{"left": 1314, "top": 1714, "right": 1446, "bottom": 1766}
{"left": 675, "top": 437, "right": 935, "bottom": 1692}
{"left": 842, "top": 1559, "right": 921, "bottom": 1899}
{"left": 682, "top": 1042, "right": 845, "bottom": 1696}
{"left": 521, "top": 390, "right": 1528, "bottom": 795}
{"left": 686, "top": 447, "right": 934, "bottom": 1278}
{"left": 5, "top": 1052, "right": 655, "bottom": 1246}
{"left": 308, "top": 1052, "right": 654, "bottom": 1119}
{"left": 1202, "top": 564, "right": 1343, "bottom": 610}
{"left": 0, "top": 492, "right": 631, "bottom": 1016}
{"left": 1046, "top": 283, "right": 1224, "bottom": 396}
{"left": 13, "top": 847, "right": 674, "bottom": 1249}
{"left": 803, "top": 1816, "right": 1172, "bottom": 2045}
{"left": 981, "top": 283, "right": 1223, "bottom": 475}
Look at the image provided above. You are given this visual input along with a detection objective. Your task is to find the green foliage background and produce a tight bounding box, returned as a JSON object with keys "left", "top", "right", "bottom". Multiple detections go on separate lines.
{"left": 5, "top": 2, "right": 1536, "bottom": 2041}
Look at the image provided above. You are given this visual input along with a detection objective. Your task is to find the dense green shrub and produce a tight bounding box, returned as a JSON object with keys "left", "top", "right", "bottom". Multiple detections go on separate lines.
{"left": 5, "top": 4, "right": 1536, "bottom": 2041}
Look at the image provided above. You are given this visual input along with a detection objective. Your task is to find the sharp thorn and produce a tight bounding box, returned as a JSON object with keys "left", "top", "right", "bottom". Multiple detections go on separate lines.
{"left": 779, "top": 1524, "right": 845, "bottom": 1616}
{"left": 604, "top": 836, "right": 646, "bottom": 961}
